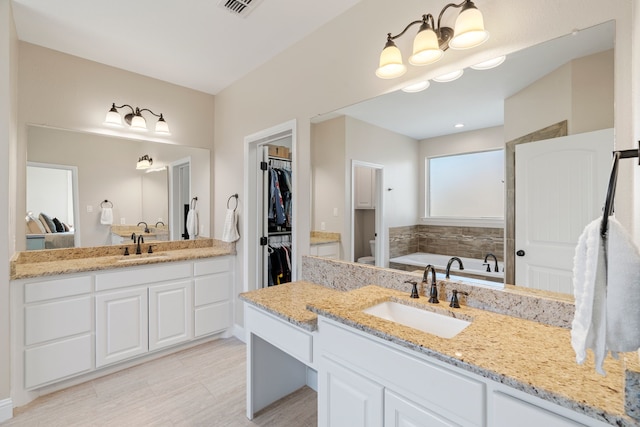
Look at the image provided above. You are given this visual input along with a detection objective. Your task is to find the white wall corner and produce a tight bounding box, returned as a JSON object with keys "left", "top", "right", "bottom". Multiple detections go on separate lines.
{"left": 232, "top": 324, "right": 246, "bottom": 343}
{"left": 0, "top": 398, "right": 13, "bottom": 423}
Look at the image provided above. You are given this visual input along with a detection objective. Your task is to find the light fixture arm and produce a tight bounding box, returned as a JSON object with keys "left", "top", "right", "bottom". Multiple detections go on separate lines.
{"left": 436, "top": 0, "right": 469, "bottom": 30}
{"left": 137, "top": 108, "right": 163, "bottom": 119}
{"left": 387, "top": 14, "right": 433, "bottom": 42}
{"left": 110, "top": 103, "right": 136, "bottom": 115}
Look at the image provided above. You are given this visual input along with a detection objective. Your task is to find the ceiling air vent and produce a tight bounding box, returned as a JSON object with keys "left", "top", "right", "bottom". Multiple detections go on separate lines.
{"left": 218, "top": 0, "right": 263, "bottom": 18}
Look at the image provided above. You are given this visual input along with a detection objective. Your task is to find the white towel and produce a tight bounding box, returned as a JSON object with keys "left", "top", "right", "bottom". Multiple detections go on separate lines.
{"left": 222, "top": 208, "right": 240, "bottom": 243}
{"left": 571, "top": 217, "right": 607, "bottom": 373}
{"left": 100, "top": 207, "right": 113, "bottom": 225}
{"left": 186, "top": 208, "right": 198, "bottom": 240}
{"left": 571, "top": 216, "right": 640, "bottom": 375}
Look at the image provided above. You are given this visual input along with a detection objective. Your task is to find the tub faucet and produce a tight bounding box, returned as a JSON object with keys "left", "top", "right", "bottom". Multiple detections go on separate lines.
{"left": 445, "top": 257, "right": 464, "bottom": 279}
{"left": 137, "top": 221, "right": 150, "bottom": 233}
{"left": 484, "top": 253, "right": 499, "bottom": 272}
{"left": 136, "top": 235, "right": 145, "bottom": 255}
{"left": 422, "top": 264, "right": 438, "bottom": 304}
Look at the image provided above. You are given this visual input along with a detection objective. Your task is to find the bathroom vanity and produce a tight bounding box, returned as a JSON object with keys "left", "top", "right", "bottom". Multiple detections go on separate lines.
{"left": 9, "top": 239, "right": 235, "bottom": 407}
{"left": 240, "top": 271, "right": 640, "bottom": 426}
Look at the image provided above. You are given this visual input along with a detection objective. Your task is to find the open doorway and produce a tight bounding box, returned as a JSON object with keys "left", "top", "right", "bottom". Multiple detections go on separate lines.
{"left": 351, "top": 161, "right": 384, "bottom": 267}
{"left": 169, "top": 158, "right": 191, "bottom": 240}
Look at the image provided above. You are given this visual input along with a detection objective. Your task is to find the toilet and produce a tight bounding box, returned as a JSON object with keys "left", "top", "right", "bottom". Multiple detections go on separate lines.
{"left": 357, "top": 240, "right": 376, "bottom": 265}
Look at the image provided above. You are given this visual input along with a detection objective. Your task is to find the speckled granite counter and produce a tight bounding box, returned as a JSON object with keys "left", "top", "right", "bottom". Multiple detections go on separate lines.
{"left": 310, "top": 231, "right": 340, "bottom": 245}
{"left": 241, "top": 281, "right": 640, "bottom": 426}
{"left": 10, "top": 238, "right": 235, "bottom": 280}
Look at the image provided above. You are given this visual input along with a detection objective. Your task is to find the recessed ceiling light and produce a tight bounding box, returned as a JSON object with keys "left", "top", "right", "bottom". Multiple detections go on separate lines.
{"left": 470, "top": 55, "right": 506, "bottom": 70}
{"left": 401, "top": 81, "right": 430, "bottom": 93}
{"left": 432, "top": 69, "right": 464, "bottom": 83}
{"left": 454, "top": 123, "right": 464, "bottom": 128}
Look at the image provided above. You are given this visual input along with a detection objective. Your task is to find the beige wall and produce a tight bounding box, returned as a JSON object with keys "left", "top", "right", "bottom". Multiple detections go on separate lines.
{"left": 0, "top": 0, "right": 18, "bottom": 406}
{"left": 505, "top": 50, "right": 614, "bottom": 141}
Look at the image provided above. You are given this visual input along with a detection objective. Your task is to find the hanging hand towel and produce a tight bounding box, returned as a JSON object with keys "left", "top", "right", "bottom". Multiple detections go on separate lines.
{"left": 605, "top": 217, "right": 640, "bottom": 355}
{"left": 100, "top": 207, "right": 113, "bottom": 225}
{"left": 186, "top": 208, "right": 198, "bottom": 240}
{"left": 222, "top": 208, "right": 240, "bottom": 243}
{"left": 571, "top": 217, "right": 608, "bottom": 374}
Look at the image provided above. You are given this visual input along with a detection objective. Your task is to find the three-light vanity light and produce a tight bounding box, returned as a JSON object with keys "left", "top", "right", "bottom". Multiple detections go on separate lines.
{"left": 376, "top": 0, "right": 490, "bottom": 79}
{"left": 104, "top": 103, "right": 170, "bottom": 135}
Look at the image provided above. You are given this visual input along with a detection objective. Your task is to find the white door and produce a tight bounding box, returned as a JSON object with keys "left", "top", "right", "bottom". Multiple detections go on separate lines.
{"left": 149, "top": 280, "right": 192, "bottom": 351}
{"left": 515, "top": 128, "right": 612, "bottom": 293}
{"left": 96, "top": 288, "right": 148, "bottom": 367}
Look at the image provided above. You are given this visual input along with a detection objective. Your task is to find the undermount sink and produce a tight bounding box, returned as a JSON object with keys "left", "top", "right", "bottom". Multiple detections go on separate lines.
{"left": 117, "top": 253, "right": 170, "bottom": 263}
{"left": 363, "top": 301, "right": 471, "bottom": 339}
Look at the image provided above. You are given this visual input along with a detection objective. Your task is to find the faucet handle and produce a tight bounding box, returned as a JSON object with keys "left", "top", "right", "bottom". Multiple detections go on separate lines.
{"left": 405, "top": 280, "right": 419, "bottom": 299}
{"left": 147, "top": 245, "right": 155, "bottom": 254}
{"left": 449, "top": 290, "right": 469, "bottom": 308}
{"left": 123, "top": 247, "right": 129, "bottom": 256}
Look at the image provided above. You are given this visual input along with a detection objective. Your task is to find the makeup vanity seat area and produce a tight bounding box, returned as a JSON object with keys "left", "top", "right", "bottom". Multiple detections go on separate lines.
{"left": 10, "top": 255, "right": 233, "bottom": 407}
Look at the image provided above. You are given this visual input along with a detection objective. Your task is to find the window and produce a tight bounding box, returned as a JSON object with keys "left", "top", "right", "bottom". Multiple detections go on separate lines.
{"left": 427, "top": 149, "right": 504, "bottom": 219}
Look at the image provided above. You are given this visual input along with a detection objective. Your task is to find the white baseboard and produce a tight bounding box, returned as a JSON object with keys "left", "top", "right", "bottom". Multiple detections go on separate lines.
{"left": 0, "top": 397, "right": 13, "bottom": 422}
{"left": 233, "top": 324, "right": 246, "bottom": 343}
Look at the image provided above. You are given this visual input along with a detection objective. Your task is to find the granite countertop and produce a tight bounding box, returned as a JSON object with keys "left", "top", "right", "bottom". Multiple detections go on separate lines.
{"left": 10, "top": 238, "right": 235, "bottom": 280}
{"left": 241, "top": 281, "right": 639, "bottom": 426}
{"left": 310, "top": 231, "right": 340, "bottom": 245}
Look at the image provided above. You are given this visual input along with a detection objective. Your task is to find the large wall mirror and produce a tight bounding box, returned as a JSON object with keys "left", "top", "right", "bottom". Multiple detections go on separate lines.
{"left": 26, "top": 125, "right": 210, "bottom": 249}
{"left": 311, "top": 20, "right": 615, "bottom": 295}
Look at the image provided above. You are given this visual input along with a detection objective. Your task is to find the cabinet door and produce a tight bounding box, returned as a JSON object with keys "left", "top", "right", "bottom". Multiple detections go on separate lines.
{"left": 355, "top": 166, "right": 375, "bottom": 209}
{"left": 96, "top": 288, "right": 148, "bottom": 367}
{"left": 319, "top": 356, "right": 383, "bottom": 427}
{"left": 149, "top": 280, "right": 192, "bottom": 351}
{"left": 385, "top": 390, "right": 460, "bottom": 427}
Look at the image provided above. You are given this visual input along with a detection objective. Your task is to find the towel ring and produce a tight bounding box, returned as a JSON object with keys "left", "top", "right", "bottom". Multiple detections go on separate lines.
{"left": 100, "top": 200, "right": 113, "bottom": 208}
{"left": 227, "top": 194, "right": 239, "bottom": 211}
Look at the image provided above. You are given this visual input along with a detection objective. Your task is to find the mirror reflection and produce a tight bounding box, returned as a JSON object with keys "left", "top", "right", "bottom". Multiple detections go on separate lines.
{"left": 311, "top": 21, "right": 615, "bottom": 294}
{"left": 26, "top": 125, "right": 210, "bottom": 249}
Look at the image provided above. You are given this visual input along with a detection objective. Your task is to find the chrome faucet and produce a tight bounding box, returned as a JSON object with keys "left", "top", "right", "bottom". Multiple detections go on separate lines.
{"left": 483, "top": 253, "right": 499, "bottom": 272}
{"left": 137, "top": 221, "right": 150, "bottom": 233}
{"left": 136, "top": 235, "right": 145, "bottom": 255}
{"left": 445, "top": 257, "right": 464, "bottom": 279}
{"left": 422, "top": 264, "right": 439, "bottom": 304}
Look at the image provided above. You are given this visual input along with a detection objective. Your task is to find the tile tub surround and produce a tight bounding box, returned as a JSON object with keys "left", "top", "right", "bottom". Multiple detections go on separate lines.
{"left": 10, "top": 238, "right": 235, "bottom": 279}
{"left": 241, "top": 281, "right": 639, "bottom": 426}
{"left": 310, "top": 231, "right": 340, "bottom": 245}
{"left": 389, "top": 224, "right": 504, "bottom": 261}
{"left": 302, "top": 256, "right": 574, "bottom": 329}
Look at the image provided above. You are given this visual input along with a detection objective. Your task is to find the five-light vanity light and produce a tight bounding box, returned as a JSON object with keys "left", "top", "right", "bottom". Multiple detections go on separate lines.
{"left": 376, "top": 0, "right": 490, "bottom": 79}
{"left": 104, "top": 103, "right": 170, "bottom": 135}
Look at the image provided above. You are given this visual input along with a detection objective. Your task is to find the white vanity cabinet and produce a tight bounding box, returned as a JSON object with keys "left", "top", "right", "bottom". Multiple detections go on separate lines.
{"left": 193, "top": 258, "right": 232, "bottom": 337}
{"left": 310, "top": 242, "right": 340, "bottom": 259}
{"left": 22, "top": 275, "right": 93, "bottom": 389}
{"left": 149, "top": 280, "right": 192, "bottom": 351}
{"left": 354, "top": 166, "right": 376, "bottom": 209}
{"left": 317, "top": 316, "right": 610, "bottom": 427}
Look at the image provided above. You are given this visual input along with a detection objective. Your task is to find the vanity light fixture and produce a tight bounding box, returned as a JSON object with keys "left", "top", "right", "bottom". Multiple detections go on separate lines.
{"left": 470, "top": 55, "right": 506, "bottom": 70}
{"left": 375, "top": 0, "right": 489, "bottom": 79}
{"left": 401, "top": 80, "right": 430, "bottom": 93}
{"left": 105, "top": 103, "right": 171, "bottom": 135}
{"left": 136, "top": 154, "right": 153, "bottom": 170}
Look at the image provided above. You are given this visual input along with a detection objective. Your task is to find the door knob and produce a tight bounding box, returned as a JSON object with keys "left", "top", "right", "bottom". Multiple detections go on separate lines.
{"left": 516, "top": 250, "right": 525, "bottom": 257}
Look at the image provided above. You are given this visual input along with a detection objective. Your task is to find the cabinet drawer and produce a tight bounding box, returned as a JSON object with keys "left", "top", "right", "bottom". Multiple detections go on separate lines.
{"left": 246, "top": 305, "right": 313, "bottom": 365}
{"left": 95, "top": 263, "right": 191, "bottom": 291}
{"left": 194, "top": 273, "right": 230, "bottom": 306}
{"left": 25, "top": 296, "right": 92, "bottom": 346}
{"left": 25, "top": 275, "right": 92, "bottom": 303}
{"left": 25, "top": 334, "right": 92, "bottom": 389}
{"left": 195, "top": 301, "right": 230, "bottom": 337}
{"left": 492, "top": 392, "right": 584, "bottom": 427}
{"left": 314, "top": 243, "right": 339, "bottom": 259}
{"left": 194, "top": 257, "right": 231, "bottom": 276}
{"left": 319, "top": 319, "right": 485, "bottom": 426}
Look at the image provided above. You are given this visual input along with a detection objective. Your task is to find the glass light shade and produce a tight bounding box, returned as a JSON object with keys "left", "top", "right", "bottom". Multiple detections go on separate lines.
{"left": 104, "top": 109, "right": 122, "bottom": 126}
{"left": 375, "top": 43, "right": 406, "bottom": 79}
{"left": 449, "top": 7, "right": 489, "bottom": 49}
{"left": 130, "top": 114, "right": 147, "bottom": 130}
{"left": 136, "top": 159, "right": 151, "bottom": 170}
{"left": 155, "top": 118, "right": 170, "bottom": 134}
{"left": 401, "top": 81, "right": 430, "bottom": 93}
{"left": 432, "top": 69, "right": 464, "bottom": 82}
{"left": 470, "top": 55, "right": 506, "bottom": 70}
{"left": 409, "top": 28, "right": 443, "bottom": 66}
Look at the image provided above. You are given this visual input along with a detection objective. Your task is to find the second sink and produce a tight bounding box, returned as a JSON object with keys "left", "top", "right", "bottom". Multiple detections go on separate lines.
{"left": 363, "top": 301, "right": 471, "bottom": 339}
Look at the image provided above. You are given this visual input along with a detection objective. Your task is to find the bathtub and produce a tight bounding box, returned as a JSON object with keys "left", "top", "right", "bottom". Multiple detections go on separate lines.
{"left": 388, "top": 252, "right": 504, "bottom": 283}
